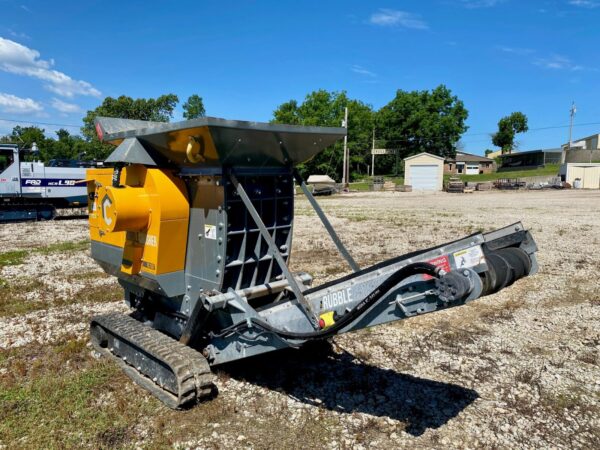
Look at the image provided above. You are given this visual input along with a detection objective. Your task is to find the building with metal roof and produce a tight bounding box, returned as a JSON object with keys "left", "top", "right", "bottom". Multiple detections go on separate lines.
{"left": 498, "top": 149, "right": 562, "bottom": 171}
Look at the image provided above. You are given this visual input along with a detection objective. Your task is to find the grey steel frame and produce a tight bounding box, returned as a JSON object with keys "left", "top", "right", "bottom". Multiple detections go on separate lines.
{"left": 203, "top": 223, "right": 537, "bottom": 365}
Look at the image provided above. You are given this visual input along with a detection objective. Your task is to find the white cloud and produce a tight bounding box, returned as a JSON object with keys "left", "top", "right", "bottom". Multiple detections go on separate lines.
{"left": 0, "top": 37, "right": 101, "bottom": 98}
{"left": 461, "top": 0, "right": 506, "bottom": 8}
{"left": 351, "top": 65, "right": 376, "bottom": 77}
{"left": 534, "top": 54, "right": 584, "bottom": 71}
{"left": 51, "top": 98, "right": 81, "bottom": 113}
{"left": 369, "top": 9, "right": 428, "bottom": 30}
{"left": 498, "top": 46, "right": 535, "bottom": 55}
{"left": 0, "top": 92, "right": 43, "bottom": 113}
{"left": 8, "top": 29, "right": 30, "bottom": 40}
{"left": 568, "top": 0, "right": 600, "bottom": 7}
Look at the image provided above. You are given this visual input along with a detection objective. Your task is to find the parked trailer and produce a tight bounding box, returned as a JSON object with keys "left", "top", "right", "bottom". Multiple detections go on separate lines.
{"left": 0, "top": 143, "right": 95, "bottom": 222}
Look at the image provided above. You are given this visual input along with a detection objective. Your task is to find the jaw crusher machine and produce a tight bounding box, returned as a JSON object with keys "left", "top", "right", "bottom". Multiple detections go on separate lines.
{"left": 87, "top": 116, "right": 538, "bottom": 409}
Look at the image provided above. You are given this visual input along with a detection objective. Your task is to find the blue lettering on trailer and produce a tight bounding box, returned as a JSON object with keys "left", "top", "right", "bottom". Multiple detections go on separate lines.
{"left": 21, "top": 179, "right": 82, "bottom": 187}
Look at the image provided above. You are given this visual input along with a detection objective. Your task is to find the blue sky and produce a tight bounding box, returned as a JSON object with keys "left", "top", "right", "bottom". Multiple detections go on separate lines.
{"left": 0, "top": 0, "right": 599, "bottom": 154}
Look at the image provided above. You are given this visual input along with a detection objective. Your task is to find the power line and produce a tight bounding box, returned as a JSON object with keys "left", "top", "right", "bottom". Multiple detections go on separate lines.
{"left": 0, "top": 117, "right": 81, "bottom": 129}
{"left": 377, "top": 121, "right": 600, "bottom": 146}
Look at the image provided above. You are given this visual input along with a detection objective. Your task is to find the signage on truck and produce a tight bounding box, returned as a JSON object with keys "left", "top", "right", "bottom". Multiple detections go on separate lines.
{"left": 21, "top": 178, "right": 81, "bottom": 187}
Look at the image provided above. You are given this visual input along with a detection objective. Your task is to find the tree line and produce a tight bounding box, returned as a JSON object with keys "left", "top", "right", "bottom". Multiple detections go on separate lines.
{"left": 0, "top": 88, "right": 527, "bottom": 180}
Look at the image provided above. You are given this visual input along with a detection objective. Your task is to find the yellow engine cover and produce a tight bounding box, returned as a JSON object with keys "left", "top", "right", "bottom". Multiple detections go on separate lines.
{"left": 87, "top": 165, "right": 189, "bottom": 276}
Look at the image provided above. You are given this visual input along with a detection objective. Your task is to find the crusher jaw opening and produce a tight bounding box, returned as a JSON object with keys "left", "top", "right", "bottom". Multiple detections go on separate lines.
{"left": 86, "top": 116, "right": 539, "bottom": 409}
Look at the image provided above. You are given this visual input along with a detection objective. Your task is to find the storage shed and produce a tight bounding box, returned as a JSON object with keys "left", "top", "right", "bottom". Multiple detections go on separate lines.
{"left": 404, "top": 152, "right": 444, "bottom": 191}
{"left": 560, "top": 163, "right": 600, "bottom": 189}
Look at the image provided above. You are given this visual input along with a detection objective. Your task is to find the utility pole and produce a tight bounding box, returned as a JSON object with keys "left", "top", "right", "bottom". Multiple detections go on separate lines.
{"left": 342, "top": 107, "right": 349, "bottom": 187}
{"left": 563, "top": 101, "right": 576, "bottom": 164}
{"left": 371, "top": 128, "right": 375, "bottom": 177}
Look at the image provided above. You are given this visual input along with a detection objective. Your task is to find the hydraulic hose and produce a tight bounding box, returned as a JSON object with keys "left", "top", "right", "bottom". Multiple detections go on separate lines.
{"left": 214, "top": 262, "right": 440, "bottom": 341}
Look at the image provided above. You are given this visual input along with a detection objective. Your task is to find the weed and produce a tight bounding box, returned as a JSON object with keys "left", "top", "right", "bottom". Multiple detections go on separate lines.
{"left": 514, "top": 367, "right": 541, "bottom": 385}
{"left": 540, "top": 391, "right": 582, "bottom": 413}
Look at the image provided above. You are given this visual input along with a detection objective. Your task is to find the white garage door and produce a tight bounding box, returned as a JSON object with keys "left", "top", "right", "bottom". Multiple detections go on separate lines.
{"left": 411, "top": 165, "right": 438, "bottom": 190}
{"left": 466, "top": 165, "right": 479, "bottom": 175}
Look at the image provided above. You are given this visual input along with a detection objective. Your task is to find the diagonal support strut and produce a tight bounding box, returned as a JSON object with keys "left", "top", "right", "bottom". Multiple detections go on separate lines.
{"left": 292, "top": 169, "right": 360, "bottom": 272}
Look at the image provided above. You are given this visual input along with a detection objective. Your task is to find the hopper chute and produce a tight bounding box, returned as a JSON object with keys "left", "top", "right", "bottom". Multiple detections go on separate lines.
{"left": 95, "top": 116, "right": 346, "bottom": 168}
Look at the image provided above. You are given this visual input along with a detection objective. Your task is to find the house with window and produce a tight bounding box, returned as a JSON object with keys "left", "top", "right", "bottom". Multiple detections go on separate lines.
{"left": 444, "top": 152, "right": 495, "bottom": 175}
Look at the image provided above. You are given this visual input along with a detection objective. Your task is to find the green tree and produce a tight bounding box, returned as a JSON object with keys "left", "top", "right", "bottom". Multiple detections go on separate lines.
{"left": 0, "top": 126, "right": 94, "bottom": 163}
{"left": 272, "top": 90, "right": 374, "bottom": 180}
{"left": 182, "top": 94, "right": 206, "bottom": 119}
{"left": 272, "top": 100, "right": 300, "bottom": 125}
{"left": 2, "top": 126, "right": 49, "bottom": 161}
{"left": 492, "top": 112, "right": 528, "bottom": 154}
{"left": 41, "top": 129, "right": 92, "bottom": 162}
{"left": 81, "top": 94, "right": 179, "bottom": 159}
{"left": 375, "top": 85, "right": 469, "bottom": 168}
{"left": 6, "top": 125, "right": 47, "bottom": 149}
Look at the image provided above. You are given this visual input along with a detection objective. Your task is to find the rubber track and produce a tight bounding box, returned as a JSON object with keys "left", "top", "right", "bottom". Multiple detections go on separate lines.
{"left": 90, "top": 313, "right": 215, "bottom": 409}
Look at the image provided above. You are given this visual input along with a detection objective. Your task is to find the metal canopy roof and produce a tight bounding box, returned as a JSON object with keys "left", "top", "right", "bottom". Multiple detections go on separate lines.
{"left": 95, "top": 116, "right": 346, "bottom": 169}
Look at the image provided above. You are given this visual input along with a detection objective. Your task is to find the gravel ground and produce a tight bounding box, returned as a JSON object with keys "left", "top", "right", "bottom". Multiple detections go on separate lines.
{"left": 0, "top": 190, "right": 598, "bottom": 449}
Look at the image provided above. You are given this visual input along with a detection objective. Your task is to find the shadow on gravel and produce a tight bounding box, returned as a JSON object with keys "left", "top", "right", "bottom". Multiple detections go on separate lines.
{"left": 54, "top": 214, "right": 88, "bottom": 221}
{"left": 220, "top": 343, "right": 479, "bottom": 436}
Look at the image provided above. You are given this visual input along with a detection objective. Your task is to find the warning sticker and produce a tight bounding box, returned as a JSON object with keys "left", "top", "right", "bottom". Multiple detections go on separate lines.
{"left": 423, "top": 255, "right": 451, "bottom": 280}
{"left": 453, "top": 246, "right": 485, "bottom": 269}
{"left": 204, "top": 224, "right": 217, "bottom": 240}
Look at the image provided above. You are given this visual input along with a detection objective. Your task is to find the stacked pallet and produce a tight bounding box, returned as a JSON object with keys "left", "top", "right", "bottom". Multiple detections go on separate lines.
{"left": 446, "top": 178, "right": 465, "bottom": 193}
{"left": 383, "top": 181, "right": 396, "bottom": 191}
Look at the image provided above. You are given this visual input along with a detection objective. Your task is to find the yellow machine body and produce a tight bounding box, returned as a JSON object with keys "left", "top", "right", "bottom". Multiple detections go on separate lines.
{"left": 86, "top": 165, "right": 189, "bottom": 276}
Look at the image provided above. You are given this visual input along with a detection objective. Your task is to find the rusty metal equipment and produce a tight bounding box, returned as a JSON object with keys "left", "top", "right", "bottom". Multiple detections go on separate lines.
{"left": 86, "top": 116, "right": 539, "bottom": 408}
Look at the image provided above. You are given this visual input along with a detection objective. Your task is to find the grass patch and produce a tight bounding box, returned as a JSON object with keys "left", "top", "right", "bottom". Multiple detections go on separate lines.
{"left": 447, "top": 164, "right": 560, "bottom": 183}
{"left": 0, "top": 240, "right": 90, "bottom": 269}
{"left": 0, "top": 342, "right": 163, "bottom": 449}
{"left": 37, "top": 240, "right": 90, "bottom": 254}
{"left": 545, "top": 282, "right": 595, "bottom": 308}
{"left": 0, "top": 279, "right": 45, "bottom": 317}
{"left": 0, "top": 338, "right": 344, "bottom": 449}
{"left": 0, "top": 277, "right": 121, "bottom": 318}
{"left": 0, "top": 250, "right": 28, "bottom": 267}
{"left": 339, "top": 213, "right": 371, "bottom": 222}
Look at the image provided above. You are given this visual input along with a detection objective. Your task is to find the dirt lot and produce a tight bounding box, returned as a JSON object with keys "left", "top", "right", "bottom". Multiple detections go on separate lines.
{"left": 0, "top": 190, "right": 599, "bottom": 449}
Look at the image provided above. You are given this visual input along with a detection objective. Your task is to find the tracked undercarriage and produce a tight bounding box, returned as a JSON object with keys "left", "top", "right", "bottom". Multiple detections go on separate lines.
{"left": 91, "top": 313, "right": 214, "bottom": 408}
{"left": 86, "top": 116, "right": 538, "bottom": 408}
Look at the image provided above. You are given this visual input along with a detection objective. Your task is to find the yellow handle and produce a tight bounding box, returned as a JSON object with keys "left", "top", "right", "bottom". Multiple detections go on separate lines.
{"left": 186, "top": 137, "right": 205, "bottom": 163}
